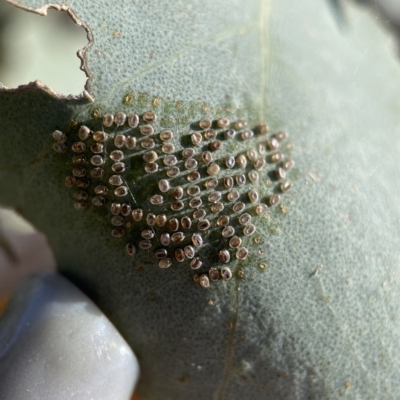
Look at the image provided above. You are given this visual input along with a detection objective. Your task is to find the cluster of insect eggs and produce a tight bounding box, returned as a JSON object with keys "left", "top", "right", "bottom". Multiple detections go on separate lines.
{"left": 52, "top": 110, "right": 294, "bottom": 288}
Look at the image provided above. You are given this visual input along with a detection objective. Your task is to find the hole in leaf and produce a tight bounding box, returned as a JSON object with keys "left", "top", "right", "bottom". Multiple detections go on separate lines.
{"left": 0, "top": 1, "right": 88, "bottom": 95}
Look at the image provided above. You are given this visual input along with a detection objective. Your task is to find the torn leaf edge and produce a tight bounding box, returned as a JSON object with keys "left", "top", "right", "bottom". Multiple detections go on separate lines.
{"left": 2, "top": 1, "right": 94, "bottom": 102}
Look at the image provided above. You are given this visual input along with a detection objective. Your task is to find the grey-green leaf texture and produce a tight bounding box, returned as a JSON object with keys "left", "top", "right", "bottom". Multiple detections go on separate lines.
{"left": 1, "top": 0, "right": 400, "bottom": 399}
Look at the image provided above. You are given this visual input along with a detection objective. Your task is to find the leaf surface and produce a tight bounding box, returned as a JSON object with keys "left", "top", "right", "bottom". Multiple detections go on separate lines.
{"left": 1, "top": 1, "right": 400, "bottom": 399}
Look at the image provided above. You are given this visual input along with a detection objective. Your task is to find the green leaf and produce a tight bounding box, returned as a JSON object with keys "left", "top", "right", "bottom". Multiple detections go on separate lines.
{"left": 1, "top": 0, "right": 400, "bottom": 399}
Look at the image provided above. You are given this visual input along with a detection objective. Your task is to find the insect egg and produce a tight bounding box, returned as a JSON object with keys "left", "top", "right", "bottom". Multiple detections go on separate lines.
{"left": 171, "top": 232, "right": 185, "bottom": 243}
{"left": 128, "top": 114, "right": 139, "bottom": 128}
{"left": 208, "top": 192, "right": 221, "bottom": 203}
{"left": 248, "top": 170, "right": 259, "bottom": 183}
{"left": 141, "top": 229, "right": 155, "bottom": 240}
{"left": 156, "top": 214, "right": 167, "bottom": 227}
{"left": 267, "top": 138, "right": 279, "bottom": 150}
{"left": 268, "top": 194, "right": 280, "bottom": 206}
{"left": 155, "top": 248, "right": 168, "bottom": 259}
{"left": 229, "top": 236, "right": 242, "bottom": 248}
{"left": 241, "top": 130, "right": 254, "bottom": 140}
{"left": 182, "top": 148, "right": 195, "bottom": 158}
{"left": 111, "top": 228, "right": 126, "bottom": 238}
{"left": 173, "top": 186, "right": 184, "bottom": 199}
{"left": 192, "top": 234, "right": 203, "bottom": 247}
{"left": 244, "top": 224, "right": 256, "bottom": 236}
{"left": 276, "top": 168, "right": 286, "bottom": 180}
{"left": 93, "top": 131, "right": 107, "bottom": 142}
{"left": 162, "top": 143, "right": 175, "bottom": 154}
{"left": 239, "top": 213, "right": 251, "bottom": 225}
{"left": 90, "top": 155, "right": 104, "bottom": 166}
{"left": 225, "top": 129, "right": 236, "bottom": 139}
{"left": 217, "top": 215, "right": 229, "bottom": 226}
{"left": 160, "top": 130, "right": 173, "bottom": 141}
{"left": 236, "top": 247, "right": 249, "bottom": 260}
{"left": 53, "top": 130, "right": 67, "bottom": 142}
{"left": 109, "top": 175, "right": 123, "bottom": 186}
{"left": 94, "top": 185, "right": 108, "bottom": 195}
{"left": 221, "top": 267, "right": 232, "bottom": 280}
{"left": 159, "top": 258, "right": 172, "bottom": 268}
{"left": 225, "top": 156, "right": 235, "bottom": 168}
{"left": 191, "top": 132, "right": 202, "bottom": 145}
{"left": 202, "top": 151, "right": 212, "bottom": 164}
{"left": 125, "top": 136, "right": 136, "bottom": 150}
{"left": 169, "top": 218, "right": 179, "bottom": 232}
{"left": 126, "top": 243, "right": 137, "bottom": 256}
{"left": 111, "top": 203, "right": 121, "bottom": 215}
{"left": 167, "top": 167, "right": 180, "bottom": 177}
{"left": 193, "top": 209, "right": 206, "bottom": 220}
{"left": 185, "top": 158, "right": 198, "bottom": 169}
{"left": 132, "top": 208, "right": 144, "bottom": 221}
{"left": 146, "top": 213, "right": 156, "bottom": 226}
{"left": 120, "top": 203, "right": 131, "bottom": 216}
{"left": 184, "top": 245, "right": 195, "bottom": 259}
{"left": 139, "top": 240, "right": 152, "bottom": 249}
{"left": 72, "top": 142, "right": 86, "bottom": 153}
{"left": 199, "top": 274, "right": 210, "bottom": 288}
{"left": 232, "top": 202, "right": 245, "bottom": 213}
{"left": 189, "top": 197, "right": 202, "bottom": 208}
{"left": 141, "top": 138, "right": 155, "bottom": 149}
{"left": 235, "top": 120, "right": 247, "bottom": 130}
{"left": 78, "top": 126, "right": 91, "bottom": 141}
{"left": 160, "top": 233, "right": 171, "bottom": 246}
{"left": 114, "top": 112, "right": 127, "bottom": 126}
{"left": 217, "top": 117, "right": 230, "bottom": 128}
{"left": 91, "top": 168, "right": 104, "bottom": 180}
{"left": 181, "top": 216, "right": 192, "bottom": 229}
{"left": 207, "top": 163, "right": 220, "bottom": 176}
{"left": 227, "top": 190, "right": 240, "bottom": 202}
{"left": 190, "top": 257, "right": 202, "bottom": 269}
{"left": 90, "top": 143, "right": 103, "bottom": 153}
{"left": 236, "top": 154, "right": 247, "bottom": 168}
{"left": 110, "top": 150, "right": 124, "bottom": 161}
{"left": 236, "top": 174, "right": 246, "bottom": 186}
{"left": 248, "top": 190, "right": 259, "bottom": 203}
{"left": 281, "top": 181, "right": 293, "bottom": 192}
{"left": 114, "top": 186, "right": 128, "bottom": 197}
{"left": 140, "top": 125, "right": 154, "bottom": 136}
{"left": 143, "top": 111, "right": 156, "bottom": 123}
{"left": 222, "top": 225, "right": 235, "bottom": 237}
{"left": 205, "top": 178, "right": 218, "bottom": 189}
{"left": 224, "top": 177, "right": 233, "bottom": 189}
{"left": 145, "top": 163, "right": 159, "bottom": 173}
{"left": 175, "top": 248, "right": 185, "bottom": 262}
{"left": 143, "top": 151, "right": 158, "bottom": 163}
{"left": 197, "top": 219, "right": 210, "bottom": 231}
{"left": 209, "top": 268, "right": 219, "bottom": 282}
{"left": 103, "top": 114, "right": 114, "bottom": 127}
{"left": 205, "top": 129, "right": 217, "bottom": 139}
{"left": 53, "top": 142, "right": 67, "bottom": 153}
{"left": 199, "top": 118, "right": 212, "bottom": 129}
{"left": 150, "top": 194, "right": 164, "bottom": 205}
{"left": 92, "top": 196, "right": 106, "bottom": 206}
{"left": 72, "top": 167, "right": 86, "bottom": 177}
{"left": 158, "top": 179, "right": 170, "bottom": 193}
{"left": 72, "top": 154, "right": 87, "bottom": 165}
{"left": 187, "top": 185, "right": 200, "bottom": 196}
{"left": 211, "top": 202, "right": 224, "bottom": 213}
{"left": 74, "top": 191, "right": 88, "bottom": 201}
{"left": 65, "top": 175, "right": 76, "bottom": 187}
{"left": 163, "top": 155, "right": 178, "bottom": 166}
{"left": 209, "top": 140, "right": 222, "bottom": 151}
{"left": 219, "top": 250, "right": 230, "bottom": 263}
{"left": 255, "top": 203, "right": 268, "bottom": 215}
